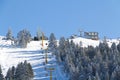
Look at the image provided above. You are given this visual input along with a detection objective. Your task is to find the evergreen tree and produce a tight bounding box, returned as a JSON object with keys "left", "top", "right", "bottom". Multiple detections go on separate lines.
{"left": 105, "top": 71, "right": 109, "bottom": 80}
{"left": 17, "top": 29, "right": 31, "bottom": 48}
{"left": 111, "top": 71, "right": 116, "bottom": 80}
{"left": 23, "top": 60, "right": 34, "bottom": 80}
{"left": 99, "top": 42, "right": 109, "bottom": 54}
{"left": 15, "top": 62, "right": 24, "bottom": 80}
{"left": 50, "top": 35, "right": 120, "bottom": 80}
{"left": 111, "top": 43, "right": 118, "bottom": 53}
{"left": 11, "top": 66, "right": 15, "bottom": 79}
{"left": 95, "top": 71, "right": 100, "bottom": 80}
{"left": 6, "top": 68, "right": 13, "bottom": 80}
{"left": 6, "top": 28, "right": 13, "bottom": 40}
{"left": 27, "top": 63, "right": 34, "bottom": 78}
{"left": 0, "top": 65, "right": 4, "bottom": 80}
{"left": 15, "top": 61, "right": 34, "bottom": 80}
{"left": 48, "top": 33, "right": 57, "bottom": 52}
{"left": 58, "top": 37, "right": 66, "bottom": 61}
{"left": 86, "top": 46, "right": 96, "bottom": 59}
{"left": 88, "top": 76, "right": 92, "bottom": 80}
{"left": 117, "top": 42, "right": 120, "bottom": 53}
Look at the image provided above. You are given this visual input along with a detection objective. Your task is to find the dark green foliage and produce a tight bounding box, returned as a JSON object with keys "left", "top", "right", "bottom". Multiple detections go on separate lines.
{"left": 86, "top": 46, "right": 96, "bottom": 59}
{"left": 49, "top": 33, "right": 56, "bottom": 42}
{"left": 15, "top": 61, "right": 34, "bottom": 80}
{"left": 48, "top": 33, "right": 57, "bottom": 52}
{"left": 6, "top": 67, "right": 15, "bottom": 80}
{"left": 11, "top": 66, "right": 15, "bottom": 78}
{"left": 5, "top": 61, "right": 34, "bottom": 80}
{"left": 0, "top": 65, "right": 4, "bottom": 80}
{"left": 34, "top": 36, "right": 48, "bottom": 41}
{"left": 0, "top": 65, "right": 2, "bottom": 75}
{"left": 33, "top": 36, "right": 39, "bottom": 41}
{"left": 15, "top": 62, "right": 25, "bottom": 80}
{"left": 117, "top": 42, "right": 120, "bottom": 53}
{"left": 27, "top": 63, "right": 34, "bottom": 78}
{"left": 99, "top": 42, "right": 109, "bottom": 54}
{"left": 111, "top": 43, "right": 117, "bottom": 50}
{"left": 52, "top": 36, "right": 120, "bottom": 80}
{"left": 58, "top": 37, "right": 66, "bottom": 61}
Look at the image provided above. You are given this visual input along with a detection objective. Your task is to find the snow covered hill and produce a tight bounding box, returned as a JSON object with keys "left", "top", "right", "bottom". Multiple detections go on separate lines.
{"left": 0, "top": 36, "right": 120, "bottom": 80}
{"left": 70, "top": 37, "right": 120, "bottom": 47}
{"left": 0, "top": 36, "right": 67, "bottom": 80}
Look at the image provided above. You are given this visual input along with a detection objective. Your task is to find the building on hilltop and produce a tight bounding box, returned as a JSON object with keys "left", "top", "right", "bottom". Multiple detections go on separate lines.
{"left": 84, "top": 32, "right": 99, "bottom": 40}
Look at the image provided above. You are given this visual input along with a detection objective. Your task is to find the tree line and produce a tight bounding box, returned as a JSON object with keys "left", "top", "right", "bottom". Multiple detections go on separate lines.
{"left": 0, "top": 61, "right": 34, "bottom": 80}
{"left": 5, "top": 28, "right": 120, "bottom": 80}
{"left": 48, "top": 35, "right": 120, "bottom": 80}
{"left": 6, "top": 28, "right": 48, "bottom": 48}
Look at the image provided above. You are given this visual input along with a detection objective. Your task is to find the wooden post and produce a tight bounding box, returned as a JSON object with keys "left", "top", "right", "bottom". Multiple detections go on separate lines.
{"left": 48, "top": 68, "right": 55, "bottom": 80}
{"left": 50, "top": 70, "right": 52, "bottom": 80}
{"left": 45, "top": 49, "right": 48, "bottom": 64}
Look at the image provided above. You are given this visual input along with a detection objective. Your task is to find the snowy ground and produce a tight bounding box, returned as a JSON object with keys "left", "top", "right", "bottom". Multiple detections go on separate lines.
{"left": 0, "top": 36, "right": 120, "bottom": 80}
{"left": 0, "top": 37, "right": 68, "bottom": 80}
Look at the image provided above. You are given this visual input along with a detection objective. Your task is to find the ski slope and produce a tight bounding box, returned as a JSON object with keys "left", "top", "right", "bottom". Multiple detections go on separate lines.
{"left": 0, "top": 36, "right": 119, "bottom": 80}
{"left": 0, "top": 36, "right": 68, "bottom": 80}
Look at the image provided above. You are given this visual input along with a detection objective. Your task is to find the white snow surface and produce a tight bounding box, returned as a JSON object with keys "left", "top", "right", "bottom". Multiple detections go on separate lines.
{"left": 0, "top": 36, "right": 119, "bottom": 80}
{"left": 70, "top": 37, "right": 100, "bottom": 47}
{"left": 0, "top": 39, "right": 49, "bottom": 76}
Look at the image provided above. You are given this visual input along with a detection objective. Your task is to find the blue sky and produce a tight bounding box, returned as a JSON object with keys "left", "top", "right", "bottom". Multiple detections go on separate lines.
{"left": 0, "top": 0, "right": 120, "bottom": 39}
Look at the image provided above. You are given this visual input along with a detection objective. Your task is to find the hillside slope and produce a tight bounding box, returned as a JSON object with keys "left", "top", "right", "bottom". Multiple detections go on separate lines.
{"left": 0, "top": 36, "right": 119, "bottom": 79}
